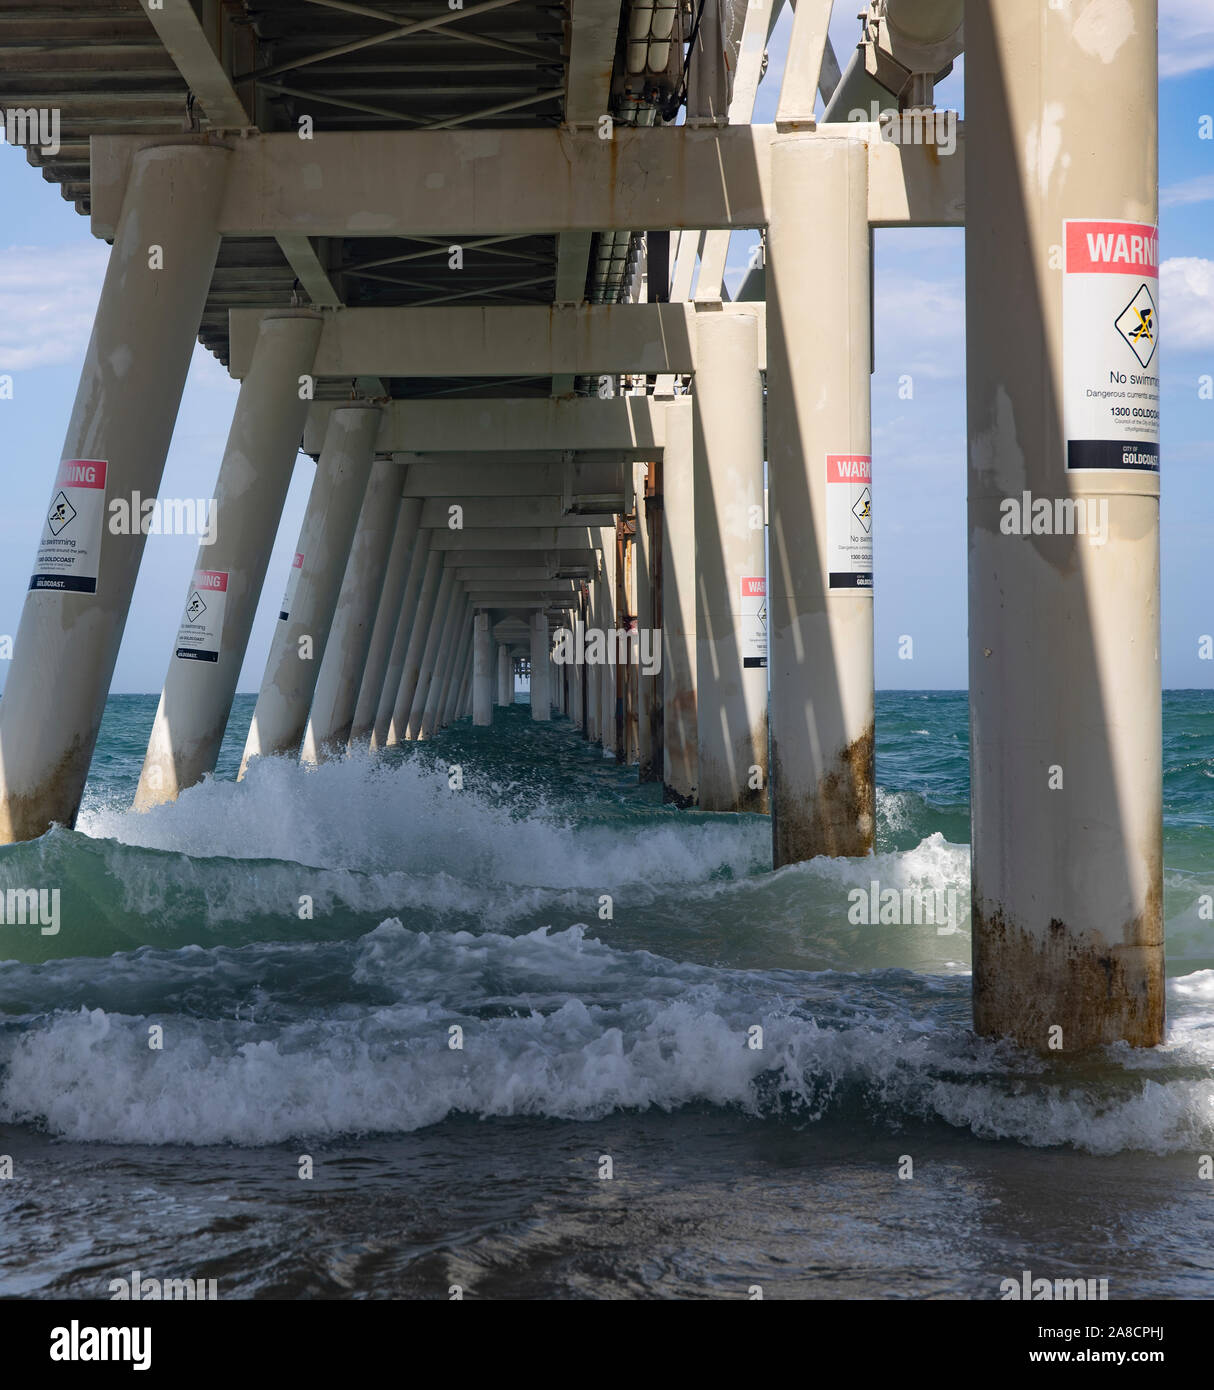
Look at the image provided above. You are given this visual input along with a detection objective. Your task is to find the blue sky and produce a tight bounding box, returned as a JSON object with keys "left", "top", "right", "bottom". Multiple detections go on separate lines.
{"left": 0, "top": 1, "right": 1210, "bottom": 694}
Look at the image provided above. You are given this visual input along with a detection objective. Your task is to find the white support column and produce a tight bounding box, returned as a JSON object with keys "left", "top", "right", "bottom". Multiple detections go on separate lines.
{"left": 694, "top": 0, "right": 779, "bottom": 301}
{"left": 967, "top": 0, "right": 1163, "bottom": 1049}
{"left": 302, "top": 456, "right": 403, "bottom": 763}
{"left": 135, "top": 308, "right": 322, "bottom": 810}
{"left": 456, "top": 635, "right": 473, "bottom": 721}
{"left": 473, "top": 612, "right": 493, "bottom": 726}
{"left": 567, "top": 609, "right": 577, "bottom": 718}
{"left": 585, "top": 577, "right": 602, "bottom": 742}
{"left": 552, "top": 637, "right": 563, "bottom": 718}
{"left": 422, "top": 592, "right": 463, "bottom": 738}
{"left": 240, "top": 405, "right": 381, "bottom": 774}
{"left": 633, "top": 462, "right": 657, "bottom": 780}
{"left": 349, "top": 497, "right": 422, "bottom": 746}
{"left": 388, "top": 547, "right": 444, "bottom": 744}
{"left": 569, "top": 603, "right": 584, "bottom": 731}
{"left": 767, "top": 135, "right": 873, "bottom": 864}
{"left": 408, "top": 568, "right": 457, "bottom": 739}
{"left": 530, "top": 612, "right": 551, "bottom": 721}
{"left": 447, "top": 612, "right": 474, "bottom": 726}
{"left": 661, "top": 401, "right": 698, "bottom": 804}
{"left": 436, "top": 617, "right": 462, "bottom": 730}
{"left": 582, "top": 594, "right": 590, "bottom": 732}
{"left": 599, "top": 526, "right": 619, "bottom": 758}
{"left": 0, "top": 143, "right": 230, "bottom": 843}
{"left": 774, "top": 0, "right": 835, "bottom": 127}
{"left": 457, "top": 659, "right": 473, "bottom": 723}
{"left": 496, "top": 642, "right": 511, "bottom": 706}
{"left": 374, "top": 534, "right": 434, "bottom": 747}
{"left": 693, "top": 311, "right": 768, "bottom": 812}
{"left": 562, "top": 609, "right": 574, "bottom": 717}
{"left": 447, "top": 607, "right": 471, "bottom": 726}
{"left": 564, "top": 610, "right": 576, "bottom": 729}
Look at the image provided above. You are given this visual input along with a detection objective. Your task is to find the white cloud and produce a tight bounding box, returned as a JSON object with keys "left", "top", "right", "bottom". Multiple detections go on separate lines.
{"left": 0, "top": 241, "right": 108, "bottom": 371}
{"left": 1159, "top": 0, "right": 1214, "bottom": 76}
{"left": 1160, "top": 256, "right": 1214, "bottom": 352}
{"left": 874, "top": 270, "right": 966, "bottom": 380}
{"left": 185, "top": 340, "right": 241, "bottom": 395}
{"left": 1161, "top": 173, "right": 1214, "bottom": 208}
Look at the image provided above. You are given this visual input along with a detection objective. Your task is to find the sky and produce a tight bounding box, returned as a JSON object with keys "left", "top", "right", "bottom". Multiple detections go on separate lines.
{"left": 0, "top": 0, "right": 1210, "bottom": 695}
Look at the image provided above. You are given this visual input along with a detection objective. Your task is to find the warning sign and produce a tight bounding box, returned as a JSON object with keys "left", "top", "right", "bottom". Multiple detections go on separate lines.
{"left": 279, "top": 551, "right": 304, "bottom": 621}
{"left": 175, "top": 569, "right": 228, "bottom": 663}
{"left": 1063, "top": 220, "right": 1160, "bottom": 472}
{"left": 741, "top": 576, "right": 767, "bottom": 668}
{"left": 826, "top": 454, "right": 872, "bottom": 591}
{"left": 30, "top": 459, "right": 108, "bottom": 594}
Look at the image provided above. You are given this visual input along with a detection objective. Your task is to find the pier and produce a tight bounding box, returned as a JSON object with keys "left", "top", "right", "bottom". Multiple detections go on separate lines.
{"left": 0, "top": 0, "right": 1163, "bottom": 1049}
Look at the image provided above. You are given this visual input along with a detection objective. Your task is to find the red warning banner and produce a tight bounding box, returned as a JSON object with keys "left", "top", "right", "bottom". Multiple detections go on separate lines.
{"left": 826, "top": 454, "right": 872, "bottom": 485}
{"left": 1065, "top": 221, "right": 1159, "bottom": 276}
{"left": 56, "top": 459, "right": 107, "bottom": 489}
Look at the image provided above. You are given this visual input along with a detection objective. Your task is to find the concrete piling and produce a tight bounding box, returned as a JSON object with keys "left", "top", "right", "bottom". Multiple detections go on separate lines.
{"left": 240, "top": 405, "right": 381, "bottom": 774}
{"left": 135, "top": 308, "right": 322, "bottom": 809}
{"left": 966, "top": 0, "right": 1164, "bottom": 1049}
{"left": 0, "top": 144, "right": 231, "bottom": 840}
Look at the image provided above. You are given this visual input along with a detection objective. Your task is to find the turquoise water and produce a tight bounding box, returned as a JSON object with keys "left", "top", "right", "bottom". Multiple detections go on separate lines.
{"left": 0, "top": 691, "right": 1211, "bottom": 1298}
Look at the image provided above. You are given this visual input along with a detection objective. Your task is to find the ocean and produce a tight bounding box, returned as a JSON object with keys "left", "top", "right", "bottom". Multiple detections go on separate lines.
{"left": 0, "top": 690, "right": 1211, "bottom": 1299}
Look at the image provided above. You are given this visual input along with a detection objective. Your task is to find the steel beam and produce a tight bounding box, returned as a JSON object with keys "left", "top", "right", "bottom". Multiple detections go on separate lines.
{"left": 402, "top": 460, "right": 624, "bottom": 497}
{"left": 142, "top": 0, "right": 252, "bottom": 129}
{"left": 304, "top": 396, "right": 668, "bottom": 457}
{"left": 91, "top": 125, "right": 965, "bottom": 240}
{"left": 435, "top": 548, "right": 596, "bottom": 567}
{"left": 421, "top": 499, "right": 616, "bottom": 529}
{"left": 427, "top": 527, "right": 601, "bottom": 550}
{"left": 230, "top": 303, "right": 767, "bottom": 380}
